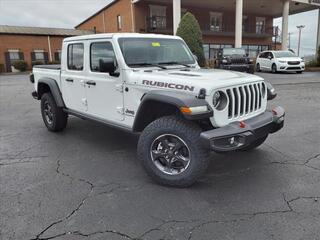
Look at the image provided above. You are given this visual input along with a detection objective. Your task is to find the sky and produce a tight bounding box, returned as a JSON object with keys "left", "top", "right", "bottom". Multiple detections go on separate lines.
{"left": 0, "top": 0, "right": 318, "bottom": 57}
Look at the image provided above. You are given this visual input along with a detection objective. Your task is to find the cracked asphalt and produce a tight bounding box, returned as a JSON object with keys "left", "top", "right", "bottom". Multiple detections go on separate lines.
{"left": 1, "top": 72, "right": 320, "bottom": 240}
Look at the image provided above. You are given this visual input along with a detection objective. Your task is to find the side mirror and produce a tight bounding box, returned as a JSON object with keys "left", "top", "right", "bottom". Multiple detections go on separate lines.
{"left": 99, "top": 58, "right": 116, "bottom": 74}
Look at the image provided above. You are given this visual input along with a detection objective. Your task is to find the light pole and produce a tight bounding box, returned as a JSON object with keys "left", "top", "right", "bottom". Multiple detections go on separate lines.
{"left": 296, "top": 25, "right": 305, "bottom": 56}
{"left": 288, "top": 32, "right": 292, "bottom": 49}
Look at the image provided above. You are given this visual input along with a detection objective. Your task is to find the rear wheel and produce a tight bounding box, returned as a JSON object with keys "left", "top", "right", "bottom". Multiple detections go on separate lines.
{"left": 240, "top": 135, "right": 268, "bottom": 151}
{"left": 137, "top": 116, "right": 210, "bottom": 187}
{"left": 271, "top": 64, "right": 277, "bottom": 73}
{"left": 41, "top": 93, "right": 67, "bottom": 132}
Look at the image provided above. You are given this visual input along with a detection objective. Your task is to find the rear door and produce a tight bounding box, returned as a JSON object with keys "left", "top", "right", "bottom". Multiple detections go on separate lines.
{"left": 60, "top": 42, "right": 87, "bottom": 112}
{"left": 85, "top": 40, "right": 124, "bottom": 122}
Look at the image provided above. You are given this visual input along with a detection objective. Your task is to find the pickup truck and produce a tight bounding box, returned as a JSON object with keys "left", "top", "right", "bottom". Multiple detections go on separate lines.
{"left": 30, "top": 33, "right": 284, "bottom": 187}
{"left": 216, "top": 48, "right": 255, "bottom": 73}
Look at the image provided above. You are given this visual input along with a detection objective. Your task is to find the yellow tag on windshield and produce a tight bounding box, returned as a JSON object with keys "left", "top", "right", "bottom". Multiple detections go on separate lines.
{"left": 152, "top": 42, "right": 161, "bottom": 47}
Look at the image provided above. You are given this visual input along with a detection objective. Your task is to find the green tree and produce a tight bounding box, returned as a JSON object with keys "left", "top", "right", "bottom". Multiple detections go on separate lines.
{"left": 176, "top": 12, "right": 206, "bottom": 67}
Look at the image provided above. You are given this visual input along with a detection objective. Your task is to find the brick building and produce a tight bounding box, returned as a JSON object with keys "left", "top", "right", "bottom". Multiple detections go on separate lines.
{"left": 76, "top": 0, "right": 320, "bottom": 59}
{"left": 0, "top": 25, "right": 92, "bottom": 72}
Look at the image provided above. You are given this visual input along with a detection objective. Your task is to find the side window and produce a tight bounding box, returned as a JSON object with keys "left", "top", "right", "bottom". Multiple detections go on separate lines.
{"left": 90, "top": 42, "right": 116, "bottom": 72}
{"left": 68, "top": 43, "right": 84, "bottom": 71}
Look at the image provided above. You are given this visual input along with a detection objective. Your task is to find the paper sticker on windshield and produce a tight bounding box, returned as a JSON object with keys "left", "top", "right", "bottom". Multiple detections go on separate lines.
{"left": 152, "top": 42, "right": 161, "bottom": 47}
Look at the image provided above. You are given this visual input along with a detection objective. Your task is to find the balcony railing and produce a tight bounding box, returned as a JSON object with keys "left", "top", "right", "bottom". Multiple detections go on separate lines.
{"left": 146, "top": 16, "right": 276, "bottom": 37}
{"left": 147, "top": 16, "right": 169, "bottom": 32}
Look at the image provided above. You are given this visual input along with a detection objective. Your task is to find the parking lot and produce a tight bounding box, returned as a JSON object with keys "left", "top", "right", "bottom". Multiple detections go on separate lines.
{"left": 1, "top": 71, "right": 320, "bottom": 240}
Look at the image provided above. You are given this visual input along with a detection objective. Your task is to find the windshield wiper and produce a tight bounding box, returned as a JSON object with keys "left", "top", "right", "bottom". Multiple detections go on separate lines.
{"left": 158, "top": 61, "right": 192, "bottom": 68}
{"left": 128, "top": 63, "right": 167, "bottom": 69}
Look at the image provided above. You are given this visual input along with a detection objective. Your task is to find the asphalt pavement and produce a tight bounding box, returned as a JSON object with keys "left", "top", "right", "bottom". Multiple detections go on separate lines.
{"left": 1, "top": 71, "right": 320, "bottom": 240}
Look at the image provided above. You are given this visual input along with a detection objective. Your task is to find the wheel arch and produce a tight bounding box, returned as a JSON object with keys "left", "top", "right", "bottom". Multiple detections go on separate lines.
{"left": 37, "top": 78, "right": 65, "bottom": 108}
{"left": 132, "top": 91, "right": 213, "bottom": 132}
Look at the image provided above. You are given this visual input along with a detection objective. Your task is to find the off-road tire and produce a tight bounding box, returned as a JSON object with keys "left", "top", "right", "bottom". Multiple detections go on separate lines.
{"left": 240, "top": 135, "right": 268, "bottom": 151}
{"left": 41, "top": 93, "right": 67, "bottom": 132}
{"left": 137, "top": 116, "right": 210, "bottom": 187}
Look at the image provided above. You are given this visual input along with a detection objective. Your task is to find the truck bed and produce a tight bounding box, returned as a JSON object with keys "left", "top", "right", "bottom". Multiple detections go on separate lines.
{"left": 33, "top": 64, "right": 61, "bottom": 70}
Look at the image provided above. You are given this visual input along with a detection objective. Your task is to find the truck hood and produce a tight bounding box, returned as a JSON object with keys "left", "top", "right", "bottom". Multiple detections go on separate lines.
{"left": 277, "top": 57, "right": 302, "bottom": 62}
{"left": 129, "top": 68, "right": 264, "bottom": 96}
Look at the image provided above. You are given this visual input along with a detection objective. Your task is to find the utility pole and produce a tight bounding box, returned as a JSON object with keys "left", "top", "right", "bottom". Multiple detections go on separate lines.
{"left": 288, "top": 32, "right": 292, "bottom": 49}
{"left": 296, "top": 25, "right": 305, "bottom": 56}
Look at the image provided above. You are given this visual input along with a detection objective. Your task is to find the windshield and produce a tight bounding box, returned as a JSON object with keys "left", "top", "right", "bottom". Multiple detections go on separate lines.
{"left": 223, "top": 48, "right": 246, "bottom": 56}
{"left": 273, "top": 51, "right": 296, "bottom": 58}
{"left": 118, "top": 38, "right": 196, "bottom": 67}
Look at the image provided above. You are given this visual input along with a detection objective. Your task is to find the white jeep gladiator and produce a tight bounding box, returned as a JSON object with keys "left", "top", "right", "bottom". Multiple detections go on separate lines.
{"left": 30, "top": 33, "right": 284, "bottom": 187}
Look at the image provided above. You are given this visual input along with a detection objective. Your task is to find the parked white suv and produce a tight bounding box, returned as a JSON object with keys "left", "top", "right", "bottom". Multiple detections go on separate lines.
{"left": 256, "top": 50, "right": 305, "bottom": 74}
{"left": 30, "top": 33, "right": 285, "bottom": 187}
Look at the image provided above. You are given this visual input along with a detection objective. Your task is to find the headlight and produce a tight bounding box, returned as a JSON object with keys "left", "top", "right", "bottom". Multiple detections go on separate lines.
{"left": 212, "top": 91, "right": 227, "bottom": 110}
{"left": 222, "top": 59, "right": 228, "bottom": 64}
{"left": 249, "top": 59, "right": 253, "bottom": 63}
{"left": 278, "top": 60, "right": 286, "bottom": 63}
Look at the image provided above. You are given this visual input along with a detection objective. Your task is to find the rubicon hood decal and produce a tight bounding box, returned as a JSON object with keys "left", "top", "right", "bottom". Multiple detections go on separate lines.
{"left": 142, "top": 80, "right": 195, "bottom": 92}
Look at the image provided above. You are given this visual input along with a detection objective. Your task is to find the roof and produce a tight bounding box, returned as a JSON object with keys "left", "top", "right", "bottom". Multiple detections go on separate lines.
{"left": 0, "top": 25, "right": 93, "bottom": 36}
{"left": 75, "top": 0, "right": 118, "bottom": 28}
{"left": 64, "top": 32, "right": 181, "bottom": 42}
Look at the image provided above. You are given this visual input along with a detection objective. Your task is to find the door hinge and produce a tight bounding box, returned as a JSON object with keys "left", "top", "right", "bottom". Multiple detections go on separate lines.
{"left": 117, "top": 107, "right": 124, "bottom": 115}
{"left": 81, "top": 98, "right": 87, "bottom": 106}
{"left": 115, "top": 84, "right": 124, "bottom": 93}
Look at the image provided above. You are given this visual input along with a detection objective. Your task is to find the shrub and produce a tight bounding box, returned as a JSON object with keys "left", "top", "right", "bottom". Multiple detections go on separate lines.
{"left": 32, "top": 61, "right": 45, "bottom": 66}
{"left": 12, "top": 60, "right": 27, "bottom": 72}
{"left": 306, "top": 59, "right": 318, "bottom": 68}
{"left": 176, "top": 12, "right": 206, "bottom": 67}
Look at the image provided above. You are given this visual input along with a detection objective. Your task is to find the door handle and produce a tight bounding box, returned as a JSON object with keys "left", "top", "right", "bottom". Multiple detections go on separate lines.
{"left": 65, "top": 78, "right": 73, "bottom": 82}
{"left": 86, "top": 80, "right": 96, "bottom": 86}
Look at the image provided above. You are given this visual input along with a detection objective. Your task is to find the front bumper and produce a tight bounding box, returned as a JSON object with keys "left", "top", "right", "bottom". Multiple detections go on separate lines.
{"left": 200, "top": 106, "right": 285, "bottom": 152}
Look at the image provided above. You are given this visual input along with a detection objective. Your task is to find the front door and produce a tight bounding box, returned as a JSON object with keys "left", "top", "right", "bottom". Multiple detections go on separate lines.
{"left": 61, "top": 42, "right": 87, "bottom": 112}
{"left": 85, "top": 41, "right": 124, "bottom": 122}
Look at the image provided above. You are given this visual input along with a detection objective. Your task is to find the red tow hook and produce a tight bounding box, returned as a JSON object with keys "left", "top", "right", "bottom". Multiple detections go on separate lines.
{"left": 239, "top": 121, "right": 246, "bottom": 128}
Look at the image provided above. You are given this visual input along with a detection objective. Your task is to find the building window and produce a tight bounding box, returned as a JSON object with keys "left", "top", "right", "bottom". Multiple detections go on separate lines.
{"left": 90, "top": 42, "right": 116, "bottom": 72}
{"left": 210, "top": 12, "right": 222, "bottom": 32}
{"left": 242, "top": 15, "right": 248, "bottom": 33}
{"left": 149, "top": 5, "right": 167, "bottom": 29}
{"left": 54, "top": 50, "right": 61, "bottom": 62}
{"left": 68, "top": 43, "right": 84, "bottom": 71}
{"left": 34, "top": 50, "right": 45, "bottom": 61}
{"left": 117, "top": 15, "right": 122, "bottom": 30}
{"left": 8, "top": 50, "right": 21, "bottom": 61}
{"left": 256, "top": 17, "right": 266, "bottom": 34}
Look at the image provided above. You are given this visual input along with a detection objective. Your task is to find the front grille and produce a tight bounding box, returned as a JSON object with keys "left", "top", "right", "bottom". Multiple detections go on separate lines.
{"left": 226, "top": 83, "right": 264, "bottom": 119}
{"left": 230, "top": 58, "right": 246, "bottom": 64}
{"left": 287, "top": 67, "right": 301, "bottom": 70}
{"left": 288, "top": 61, "right": 300, "bottom": 65}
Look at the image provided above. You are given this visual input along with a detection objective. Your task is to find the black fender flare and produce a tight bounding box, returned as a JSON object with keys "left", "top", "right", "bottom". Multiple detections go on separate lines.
{"left": 37, "top": 77, "right": 65, "bottom": 108}
{"left": 132, "top": 90, "right": 213, "bottom": 132}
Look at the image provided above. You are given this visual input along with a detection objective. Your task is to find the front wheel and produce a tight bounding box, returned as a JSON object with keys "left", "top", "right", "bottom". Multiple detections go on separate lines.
{"left": 296, "top": 71, "right": 303, "bottom": 74}
{"left": 240, "top": 135, "right": 268, "bottom": 151}
{"left": 137, "top": 116, "right": 210, "bottom": 187}
{"left": 271, "top": 64, "right": 277, "bottom": 74}
{"left": 41, "top": 93, "right": 68, "bottom": 132}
